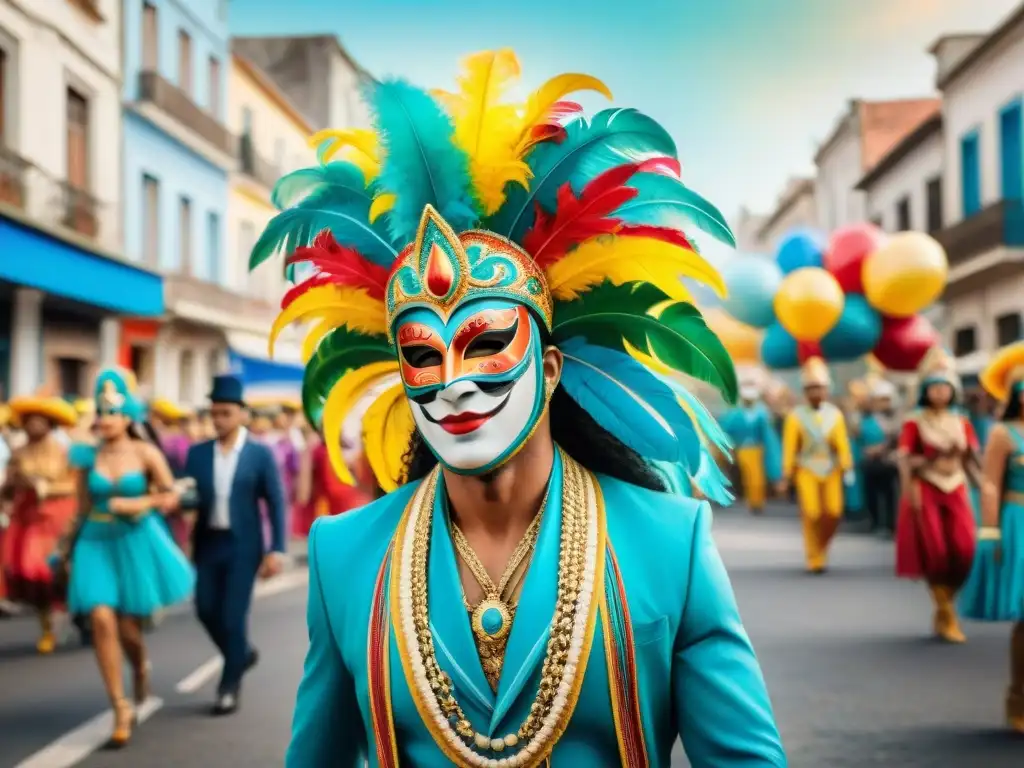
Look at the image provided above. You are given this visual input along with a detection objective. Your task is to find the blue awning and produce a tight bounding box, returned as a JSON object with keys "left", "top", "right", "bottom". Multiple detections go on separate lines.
{"left": 229, "top": 350, "right": 303, "bottom": 400}
{"left": 0, "top": 217, "right": 163, "bottom": 315}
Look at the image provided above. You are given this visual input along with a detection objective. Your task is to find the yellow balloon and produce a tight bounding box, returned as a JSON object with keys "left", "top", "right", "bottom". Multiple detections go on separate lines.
{"left": 862, "top": 231, "right": 948, "bottom": 317}
{"left": 705, "top": 309, "right": 763, "bottom": 363}
{"left": 773, "top": 267, "right": 844, "bottom": 342}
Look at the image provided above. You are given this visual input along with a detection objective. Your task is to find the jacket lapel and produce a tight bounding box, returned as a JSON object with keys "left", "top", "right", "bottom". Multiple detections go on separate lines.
{"left": 490, "top": 450, "right": 562, "bottom": 733}
{"left": 428, "top": 478, "right": 496, "bottom": 720}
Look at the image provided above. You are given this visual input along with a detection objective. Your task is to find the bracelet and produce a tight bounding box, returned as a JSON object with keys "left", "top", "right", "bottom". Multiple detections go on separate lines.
{"left": 977, "top": 527, "right": 1002, "bottom": 541}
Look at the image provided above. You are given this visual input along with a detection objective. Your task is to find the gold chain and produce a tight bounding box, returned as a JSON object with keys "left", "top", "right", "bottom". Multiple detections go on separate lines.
{"left": 409, "top": 450, "right": 590, "bottom": 756}
{"left": 451, "top": 503, "right": 544, "bottom": 605}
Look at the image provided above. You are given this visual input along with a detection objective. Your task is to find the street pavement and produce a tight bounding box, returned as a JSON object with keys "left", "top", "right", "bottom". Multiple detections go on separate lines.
{"left": 0, "top": 504, "right": 1022, "bottom": 767}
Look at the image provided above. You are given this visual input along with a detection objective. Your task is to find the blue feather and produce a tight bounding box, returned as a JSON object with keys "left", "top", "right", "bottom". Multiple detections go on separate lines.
{"left": 615, "top": 172, "right": 735, "bottom": 247}
{"left": 488, "top": 108, "right": 677, "bottom": 241}
{"left": 692, "top": 449, "right": 735, "bottom": 505}
{"left": 271, "top": 161, "right": 374, "bottom": 212}
{"left": 559, "top": 338, "right": 699, "bottom": 462}
{"left": 658, "top": 373, "right": 733, "bottom": 456}
{"left": 366, "top": 79, "right": 480, "bottom": 244}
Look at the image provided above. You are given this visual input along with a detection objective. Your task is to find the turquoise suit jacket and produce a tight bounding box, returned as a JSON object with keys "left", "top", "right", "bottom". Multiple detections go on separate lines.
{"left": 288, "top": 459, "right": 785, "bottom": 767}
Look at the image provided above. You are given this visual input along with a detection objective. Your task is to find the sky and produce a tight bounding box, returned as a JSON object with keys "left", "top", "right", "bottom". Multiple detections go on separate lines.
{"left": 230, "top": 0, "right": 1021, "bottom": 234}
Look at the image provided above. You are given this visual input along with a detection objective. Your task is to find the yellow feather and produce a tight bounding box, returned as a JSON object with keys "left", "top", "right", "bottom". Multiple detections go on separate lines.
{"left": 515, "top": 73, "right": 613, "bottom": 155}
{"left": 369, "top": 193, "right": 397, "bottom": 223}
{"left": 308, "top": 128, "right": 381, "bottom": 180}
{"left": 544, "top": 237, "right": 726, "bottom": 301}
{"left": 361, "top": 381, "right": 415, "bottom": 492}
{"left": 301, "top": 320, "right": 333, "bottom": 363}
{"left": 438, "top": 49, "right": 531, "bottom": 215}
{"left": 270, "top": 286, "right": 386, "bottom": 357}
{"left": 321, "top": 362, "right": 399, "bottom": 486}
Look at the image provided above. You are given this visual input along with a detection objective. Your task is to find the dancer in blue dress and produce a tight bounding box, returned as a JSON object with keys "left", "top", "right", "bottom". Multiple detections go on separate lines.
{"left": 58, "top": 367, "right": 194, "bottom": 748}
{"left": 959, "top": 341, "right": 1024, "bottom": 732}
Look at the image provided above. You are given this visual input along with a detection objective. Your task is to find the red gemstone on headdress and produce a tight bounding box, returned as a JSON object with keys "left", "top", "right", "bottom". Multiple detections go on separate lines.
{"left": 425, "top": 242, "right": 455, "bottom": 297}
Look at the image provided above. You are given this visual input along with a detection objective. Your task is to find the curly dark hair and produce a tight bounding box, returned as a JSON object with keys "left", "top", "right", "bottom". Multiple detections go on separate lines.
{"left": 400, "top": 385, "right": 667, "bottom": 491}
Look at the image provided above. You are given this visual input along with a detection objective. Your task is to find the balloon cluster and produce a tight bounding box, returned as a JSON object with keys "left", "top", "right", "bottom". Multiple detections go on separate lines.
{"left": 717, "top": 224, "right": 948, "bottom": 372}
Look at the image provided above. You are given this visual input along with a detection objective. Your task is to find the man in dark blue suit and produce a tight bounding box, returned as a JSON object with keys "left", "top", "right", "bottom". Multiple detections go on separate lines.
{"left": 186, "top": 375, "right": 286, "bottom": 715}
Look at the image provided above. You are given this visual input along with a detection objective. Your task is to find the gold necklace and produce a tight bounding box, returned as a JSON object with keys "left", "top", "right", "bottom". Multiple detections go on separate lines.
{"left": 396, "top": 449, "right": 599, "bottom": 764}
{"left": 450, "top": 504, "right": 544, "bottom": 689}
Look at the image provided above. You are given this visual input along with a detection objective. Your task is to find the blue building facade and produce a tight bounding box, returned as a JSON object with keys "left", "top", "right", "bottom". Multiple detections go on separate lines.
{"left": 121, "top": 0, "right": 231, "bottom": 279}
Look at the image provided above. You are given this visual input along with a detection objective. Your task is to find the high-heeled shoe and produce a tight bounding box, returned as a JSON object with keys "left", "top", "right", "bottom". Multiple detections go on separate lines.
{"left": 107, "top": 698, "right": 134, "bottom": 749}
{"left": 133, "top": 660, "right": 152, "bottom": 705}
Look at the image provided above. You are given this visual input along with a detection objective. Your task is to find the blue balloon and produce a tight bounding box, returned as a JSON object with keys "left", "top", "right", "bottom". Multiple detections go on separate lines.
{"left": 761, "top": 322, "right": 799, "bottom": 369}
{"left": 720, "top": 254, "right": 782, "bottom": 329}
{"left": 820, "top": 294, "right": 882, "bottom": 361}
{"left": 776, "top": 228, "right": 825, "bottom": 274}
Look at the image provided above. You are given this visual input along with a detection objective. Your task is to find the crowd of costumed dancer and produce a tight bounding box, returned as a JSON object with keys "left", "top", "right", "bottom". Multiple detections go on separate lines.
{"left": 245, "top": 46, "right": 787, "bottom": 766}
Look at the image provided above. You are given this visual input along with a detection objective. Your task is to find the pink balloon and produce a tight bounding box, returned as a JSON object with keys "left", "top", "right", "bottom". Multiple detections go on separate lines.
{"left": 871, "top": 314, "right": 940, "bottom": 372}
{"left": 824, "top": 223, "right": 885, "bottom": 294}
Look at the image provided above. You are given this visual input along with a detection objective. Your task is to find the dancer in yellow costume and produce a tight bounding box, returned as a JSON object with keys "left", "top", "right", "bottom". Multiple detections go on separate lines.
{"left": 781, "top": 357, "right": 854, "bottom": 573}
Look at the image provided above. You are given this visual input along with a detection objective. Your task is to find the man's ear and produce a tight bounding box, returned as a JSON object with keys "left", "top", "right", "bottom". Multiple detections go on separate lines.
{"left": 542, "top": 346, "right": 563, "bottom": 393}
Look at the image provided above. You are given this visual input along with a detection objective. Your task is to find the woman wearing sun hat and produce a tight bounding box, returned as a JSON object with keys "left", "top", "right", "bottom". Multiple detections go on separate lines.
{"left": 0, "top": 390, "right": 79, "bottom": 653}
{"left": 959, "top": 341, "right": 1024, "bottom": 732}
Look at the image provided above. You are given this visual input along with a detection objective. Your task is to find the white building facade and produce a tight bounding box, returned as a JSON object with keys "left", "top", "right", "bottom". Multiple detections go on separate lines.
{"left": 933, "top": 4, "right": 1024, "bottom": 372}
{"left": 754, "top": 177, "right": 819, "bottom": 253}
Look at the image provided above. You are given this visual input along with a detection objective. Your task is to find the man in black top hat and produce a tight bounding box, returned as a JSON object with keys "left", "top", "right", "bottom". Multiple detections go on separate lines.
{"left": 185, "top": 374, "right": 287, "bottom": 715}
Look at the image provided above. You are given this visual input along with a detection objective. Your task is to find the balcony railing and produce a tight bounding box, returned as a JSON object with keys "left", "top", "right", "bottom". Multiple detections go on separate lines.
{"left": 0, "top": 145, "right": 30, "bottom": 210}
{"left": 54, "top": 182, "right": 101, "bottom": 239}
{"left": 239, "top": 135, "right": 280, "bottom": 190}
{"left": 137, "top": 71, "right": 234, "bottom": 157}
{"left": 934, "top": 199, "right": 1024, "bottom": 266}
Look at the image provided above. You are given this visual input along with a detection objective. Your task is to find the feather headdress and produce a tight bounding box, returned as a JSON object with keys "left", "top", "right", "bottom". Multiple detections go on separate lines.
{"left": 250, "top": 49, "right": 739, "bottom": 492}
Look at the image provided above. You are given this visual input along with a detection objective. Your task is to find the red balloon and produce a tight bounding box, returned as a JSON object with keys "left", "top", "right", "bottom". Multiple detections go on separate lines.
{"left": 871, "top": 315, "right": 940, "bottom": 371}
{"left": 797, "top": 340, "right": 822, "bottom": 363}
{"left": 824, "top": 223, "right": 886, "bottom": 294}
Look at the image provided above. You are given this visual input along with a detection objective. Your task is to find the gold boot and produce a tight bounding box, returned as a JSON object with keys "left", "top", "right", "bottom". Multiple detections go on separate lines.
{"left": 934, "top": 586, "right": 966, "bottom": 643}
{"left": 36, "top": 613, "right": 56, "bottom": 655}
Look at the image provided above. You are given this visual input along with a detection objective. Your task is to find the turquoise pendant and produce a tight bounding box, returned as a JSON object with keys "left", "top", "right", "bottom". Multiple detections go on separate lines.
{"left": 471, "top": 598, "right": 512, "bottom": 643}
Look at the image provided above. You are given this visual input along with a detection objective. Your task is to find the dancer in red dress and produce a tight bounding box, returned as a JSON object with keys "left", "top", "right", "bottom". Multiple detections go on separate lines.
{"left": 895, "top": 347, "right": 980, "bottom": 643}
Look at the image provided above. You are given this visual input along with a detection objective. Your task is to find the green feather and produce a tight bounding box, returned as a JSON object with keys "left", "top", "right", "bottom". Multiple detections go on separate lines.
{"left": 552, "top": 281, "right": 738, "bottom": 402}
{"left": 302, "top": 327, "right": 395, "bottom": 426}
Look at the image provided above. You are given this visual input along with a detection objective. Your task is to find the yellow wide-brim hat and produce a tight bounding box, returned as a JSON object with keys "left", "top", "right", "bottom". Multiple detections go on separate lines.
{"left": 150, "top": 397, "right": 191, "bottom": 422}
{"left": 980, "top": 341, "right": 1024, "bottom": 402}
{"left": 9, "top": 395, "right": 78, "bottom": 428}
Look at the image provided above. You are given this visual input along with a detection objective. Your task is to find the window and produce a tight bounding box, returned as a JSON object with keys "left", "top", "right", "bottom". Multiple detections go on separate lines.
{"left": 207, "top": 211, "right": 221, "bottom": 283}
{"left": 178, "top": 30, "right": 192, "bottom": 95}
{"left": 239, "top": 220, "right": 256, "bottom": 291}
{"left": 926, "top": 176, "right": 943, "bottom": 232}
{"left": 179, "top": 349, "right": 194, "bottom": 403}
{"left": 895, "top": 196, "right": 911, "bottom": 231}
{"left": 207, "top": 349, "right": 221, "bottom": 378}
{"left": 66, "top": 88, "right": 89, "bottom": 189}
{"left": 870, "top": 214, "right": 884, "bottom": 229}
{"left": 953, "top": 326, "right": 977, "bottom": 357}
{"left": 130, "top": 344, "right": 154, "bottom": 385}
{"left": 997, "top": 313, "right": 1022, "bottom": 346}
{"left": 179, "top": 196, "right": 192, "bottom": 273}
{"left": 208, "top": 56, "right": 221, "bottom": 116}
{"left": 241, "top": 106, "right": 253, "bottom": 138}
{"left": 142, "top": 3, "right": 158, "bottom": 70}
{"left": 57, "top": 357, "right": 85, "bottom": 398}
{"left": 960, "top": 131, "right": 981, "bottom": 217}
{"left": 1000, "top": 99, "right": 1023, "bottom": 201}
{"left": 142, "top": 174, "right": 159, "bottom": 266}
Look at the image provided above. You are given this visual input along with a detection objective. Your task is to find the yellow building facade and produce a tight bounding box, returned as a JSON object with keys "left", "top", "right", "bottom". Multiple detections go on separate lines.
{"left": 226, "top": 51, "right": 314, "bottom": 371}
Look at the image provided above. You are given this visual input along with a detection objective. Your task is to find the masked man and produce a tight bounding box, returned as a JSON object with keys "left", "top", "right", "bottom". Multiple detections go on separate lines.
{"left": 261, "top": 50, "right": 786, "bottom": 768}
{"left": 722, "top": 376, "right": 782, "bottom": 515}
{"left": 781, "top": 357, "right": 854, "bottom": 574}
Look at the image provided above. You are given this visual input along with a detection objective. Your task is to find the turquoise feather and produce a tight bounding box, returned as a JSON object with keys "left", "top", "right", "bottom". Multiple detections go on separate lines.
{"left": 271, "top": 161, "right": 374, "bottom": 212}
{"left": 658, "top": 374, "right": 733, "bottom": 455}
{"left": 692, "top": 449, "right": 735, "bottom": 505}
{"left": 366, "top": 79, "right": 480, "bottom": 245}
{"left": 559, "top": 337, "right": 699, "bottom": 463}
{"left": 488, "top": 108, "right": 677, "bottom": 241}
{"left": 615, "top": 173, "right": 736, "bottom": 247}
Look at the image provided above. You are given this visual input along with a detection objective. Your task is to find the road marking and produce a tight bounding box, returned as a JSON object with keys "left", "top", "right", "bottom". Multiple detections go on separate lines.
{"left": 14, "top": 697, "right": 163, "bottom": 768}
{"left": 15, "top": 569, "right": 308, "bottom": 767}
{"left": 175, "top": 657, "right": 223, "bottom": 694}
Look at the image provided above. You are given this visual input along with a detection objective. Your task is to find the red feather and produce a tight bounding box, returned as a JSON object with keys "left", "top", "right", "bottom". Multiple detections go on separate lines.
{"left": 546, "top": 100, "right": 583, "bottom": 121}
{"left": 524, "top": 162, "right": 669, "bottom": 268}
{"left": 283, "top": 230, "right": 389, "bottom": 307}
{"left": 615, "top": 224, "right": 695, "bottom": 252}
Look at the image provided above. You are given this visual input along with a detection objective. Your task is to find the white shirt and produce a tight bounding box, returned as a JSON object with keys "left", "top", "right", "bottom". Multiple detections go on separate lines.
{"left": 211, "top": 427, "right": 247, "bottom": 530}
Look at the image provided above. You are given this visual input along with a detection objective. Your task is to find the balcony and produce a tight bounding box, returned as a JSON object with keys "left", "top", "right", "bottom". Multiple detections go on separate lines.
{"left": 936, "top": 200, "right": 1024, "bottom": 295}
{"left": 137, "top": 71, "right": 235, "bottom": 159}
{"left": 53, "top": 182, "right": 101, "bottom": 239}
{"left": 163, "top": 273, "right": 276, "bottom": 335}
{"left": 238, "top": 135, "right": 280, "bottom": 191}
{"left": 0, "top": 145, "right": 30, "bottom": 210}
